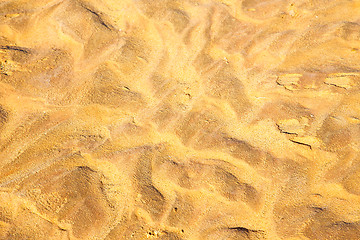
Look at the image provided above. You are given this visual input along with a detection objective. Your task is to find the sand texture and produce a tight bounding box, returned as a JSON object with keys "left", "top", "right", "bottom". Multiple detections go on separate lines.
{"left": 1, "top": 0, "right": 360, "bottom": 239}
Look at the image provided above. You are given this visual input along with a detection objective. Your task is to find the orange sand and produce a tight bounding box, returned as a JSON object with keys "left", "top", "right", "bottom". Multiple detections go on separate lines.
{"left": 1, "top": 0, "right": 360, "bottom": 239}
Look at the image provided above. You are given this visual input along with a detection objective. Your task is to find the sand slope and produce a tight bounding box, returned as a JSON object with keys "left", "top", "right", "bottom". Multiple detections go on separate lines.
{"left": 1, "top": 0, "right": 360, "bottom": 239}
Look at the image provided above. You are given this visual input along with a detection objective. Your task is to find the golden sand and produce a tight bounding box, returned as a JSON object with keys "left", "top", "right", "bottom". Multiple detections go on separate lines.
{"left": 1, "top": 0, "right": 360, "bottom": 239}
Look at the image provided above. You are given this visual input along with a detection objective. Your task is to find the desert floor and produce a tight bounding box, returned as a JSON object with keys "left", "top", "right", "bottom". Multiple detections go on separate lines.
{"left": 1, "top": 0, "right": 360, "bottom": 239}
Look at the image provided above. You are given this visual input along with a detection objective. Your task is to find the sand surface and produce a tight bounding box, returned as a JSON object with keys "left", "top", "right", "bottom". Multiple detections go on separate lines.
{"left": 1, "top": 0, "right": 360, "bottom": 239}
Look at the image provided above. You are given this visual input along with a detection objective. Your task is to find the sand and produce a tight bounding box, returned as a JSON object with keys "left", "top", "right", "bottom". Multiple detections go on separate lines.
{"left": 1, "top": 0, "right": 360, "bottom": 239}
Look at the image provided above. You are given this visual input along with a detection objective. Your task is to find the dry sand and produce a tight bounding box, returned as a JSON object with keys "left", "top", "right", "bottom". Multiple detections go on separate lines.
{"left": 1, "top": 0, "right": 360, "bottom": 239}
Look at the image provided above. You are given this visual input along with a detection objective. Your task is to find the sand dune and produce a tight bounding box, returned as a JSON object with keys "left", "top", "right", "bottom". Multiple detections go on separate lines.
{"left": 1, "top": 0, "right": 360, "bottom": 239}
